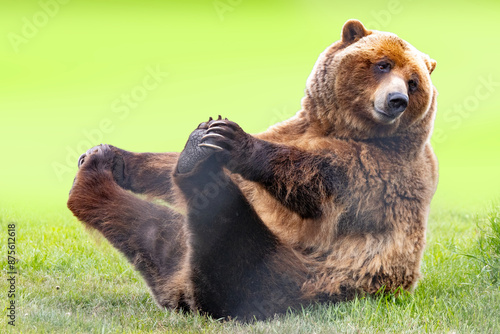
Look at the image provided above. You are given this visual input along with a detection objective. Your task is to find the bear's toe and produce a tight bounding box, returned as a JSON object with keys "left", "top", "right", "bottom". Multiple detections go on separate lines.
{"left": 77, "top": 144, "right": 113, "bottom": 169}
{"left": 77, "top": 152, "right": 87, "bottom": 167}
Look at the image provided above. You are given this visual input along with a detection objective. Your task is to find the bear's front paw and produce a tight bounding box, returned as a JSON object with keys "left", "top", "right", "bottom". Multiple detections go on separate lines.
{"left": 198, "top": 117, "right": 250, "bottom": 155}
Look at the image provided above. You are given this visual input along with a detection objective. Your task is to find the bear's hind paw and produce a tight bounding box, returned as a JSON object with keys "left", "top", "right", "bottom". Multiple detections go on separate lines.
{"left": 176, "top": 116, "right": 229, "bottom": 174}
{"left": 77, "top": 144, "right": 115, "bottom": 171}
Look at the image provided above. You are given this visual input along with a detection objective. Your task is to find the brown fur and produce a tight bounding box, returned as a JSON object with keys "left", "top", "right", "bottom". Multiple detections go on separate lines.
{"left": 67, "top": 20, "right": 438, "bottom": 320}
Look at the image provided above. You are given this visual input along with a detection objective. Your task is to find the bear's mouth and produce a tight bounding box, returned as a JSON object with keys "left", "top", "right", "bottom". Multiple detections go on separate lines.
{"left": 373, "top": 105, "right": 399, "bottom": 124}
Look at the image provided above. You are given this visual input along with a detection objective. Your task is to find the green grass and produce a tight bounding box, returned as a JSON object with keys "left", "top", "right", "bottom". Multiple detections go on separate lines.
{"left": 462, "top": 205, "right": 500, "bottom": 286}
{"left": 2, "top": 204, "right": 499, "bottom": 333}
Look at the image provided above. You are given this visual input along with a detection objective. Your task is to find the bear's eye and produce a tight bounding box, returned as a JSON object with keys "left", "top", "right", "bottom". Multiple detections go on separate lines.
{"left": 375, "top": 62, "right": 391, "bottom": 73}
{"left": 408, "top": 79, "right": 418, "bottom": 93}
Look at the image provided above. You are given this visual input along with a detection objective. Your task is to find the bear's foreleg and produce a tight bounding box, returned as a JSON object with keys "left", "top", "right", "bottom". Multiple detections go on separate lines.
{"left": 199, "top": 119, "right": 349, "bottom": 219}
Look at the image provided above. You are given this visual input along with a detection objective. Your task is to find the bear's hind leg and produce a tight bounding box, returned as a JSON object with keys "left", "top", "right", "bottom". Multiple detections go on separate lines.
{"left": 174, "top": 118, "right": 309, "bottom": 320}
{"left": 80, "top": 145, "right": 180, "bottom": 204}
{"left": 68, "top": 144, "right": 191, "bottom": 310}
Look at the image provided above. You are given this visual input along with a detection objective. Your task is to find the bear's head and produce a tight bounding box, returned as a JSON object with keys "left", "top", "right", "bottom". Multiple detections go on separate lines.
{"left": 302, "top": 19, "right": 437, "bottom": 140}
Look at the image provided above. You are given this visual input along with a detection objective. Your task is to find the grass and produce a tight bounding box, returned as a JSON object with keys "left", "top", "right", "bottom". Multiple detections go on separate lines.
{"left": 1, "top": 203, "right": 500, "bottom": 333}
{"left": 467, "top": 207, "right": 500, "bottom": 286}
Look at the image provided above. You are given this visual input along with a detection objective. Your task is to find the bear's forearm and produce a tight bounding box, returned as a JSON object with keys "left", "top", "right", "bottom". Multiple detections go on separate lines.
{"left": 231, "top": 139, "right": 348, "bottom": 219}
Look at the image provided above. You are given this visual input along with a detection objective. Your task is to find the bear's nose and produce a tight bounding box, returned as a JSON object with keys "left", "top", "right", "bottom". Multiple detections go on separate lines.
{"left": 386, "top": 92, "right": 409, "bottom": 116}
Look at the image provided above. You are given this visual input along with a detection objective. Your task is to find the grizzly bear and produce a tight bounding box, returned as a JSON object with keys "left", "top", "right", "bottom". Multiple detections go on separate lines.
{"left": 67, "top": 19, "right": 438, "bottom": 320}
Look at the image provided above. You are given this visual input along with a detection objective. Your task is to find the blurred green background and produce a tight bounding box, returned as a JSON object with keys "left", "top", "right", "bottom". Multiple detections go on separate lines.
{"left": 1, "top": 0, "right": 499, "bottom": 212}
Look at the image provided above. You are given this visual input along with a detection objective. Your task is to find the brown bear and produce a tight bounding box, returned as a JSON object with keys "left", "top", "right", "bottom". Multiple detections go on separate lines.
{"left": 67, "top": 19, "right": 438, "bottom": 320}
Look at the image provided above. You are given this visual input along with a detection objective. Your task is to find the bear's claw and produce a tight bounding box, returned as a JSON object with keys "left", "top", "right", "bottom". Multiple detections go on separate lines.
{"left": 198, "top": 143, "right": 224, "bottom": 151}
{"left": 208, "top": 120, "right": 237, "bottom": 129}
{"left": 198, "top": 119, "right": 245, "bottom": 154}
{"left": 196, "top": 115, "right": 228, "bottom": 130}
{"left": 197, "top": 117, "right": 213, "bottom": 130}
{"left": 78, "top": 153, "right": 86, "bottom": 167}
{"left": 201, "top": 133, "right": 225, "bottom": 141}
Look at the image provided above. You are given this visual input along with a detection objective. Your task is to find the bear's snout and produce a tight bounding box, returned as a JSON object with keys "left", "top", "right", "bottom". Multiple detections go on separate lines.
{"left": 372, "top": 74, "right": 409, "bottom": 123}
{"left": 386, "top": 92, "right": 408, "bottom": 116}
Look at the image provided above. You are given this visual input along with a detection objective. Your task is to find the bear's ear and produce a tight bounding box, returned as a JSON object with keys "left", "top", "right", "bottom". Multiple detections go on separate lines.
{"left": 341, "top": 19, "right": 369, "bottom": 45}
{"left": 426, "top": 58, "right": 437, "bottom": 74}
